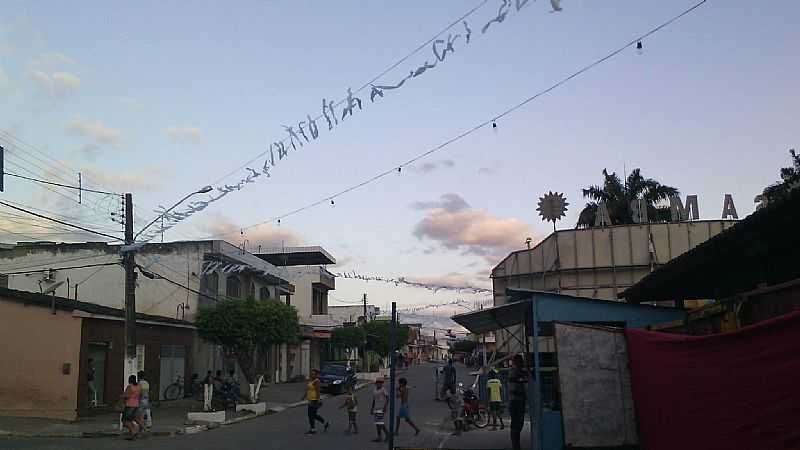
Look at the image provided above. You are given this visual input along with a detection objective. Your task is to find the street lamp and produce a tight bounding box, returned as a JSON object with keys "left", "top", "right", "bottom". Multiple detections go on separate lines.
{"left": 134, "top": 185, "right": 212, "bottom": 241}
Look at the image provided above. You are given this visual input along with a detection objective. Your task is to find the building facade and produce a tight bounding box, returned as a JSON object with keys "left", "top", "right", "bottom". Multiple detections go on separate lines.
{"left": 0, "top": 240, "right": 296, "bottom": 391}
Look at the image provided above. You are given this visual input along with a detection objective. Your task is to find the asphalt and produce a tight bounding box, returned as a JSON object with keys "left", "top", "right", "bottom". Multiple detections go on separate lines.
{"left": 0, "top": 363, "right": 529, "bottom": 450}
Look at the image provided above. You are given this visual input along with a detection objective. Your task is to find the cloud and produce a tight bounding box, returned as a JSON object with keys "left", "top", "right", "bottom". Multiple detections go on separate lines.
{"left": 28, "top": 70, "right": 81, "bottom": 99}
{"left": 166, "top": 126, "right": 203, "bottom": 145}
{"left": 412, "top": 193, "right": 469, "bottom": 212}
{"left": 80, "top": 165, "right": 167, "bottom": 192}
{"left": 30, "top": 52, "right": 76, "bottom": 69}
{"left": 0, "top": 66, "right": 12, "bottom": 93}
{"left": 415, "top": 159, "right": 455, "bottom": 174}
{"left": 204, "top": 215, "right": 305, "bottom": 249}
{"left": 66, "top": 116, "right": 124, "bottom": 150}
{"left": 412, "top": 193, "right": 531, "bottom": 259}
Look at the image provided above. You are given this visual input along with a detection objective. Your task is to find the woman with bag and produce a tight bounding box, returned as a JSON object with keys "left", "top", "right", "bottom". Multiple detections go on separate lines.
{"left": 303, "top": 369, "right": 330, "bottom": 434}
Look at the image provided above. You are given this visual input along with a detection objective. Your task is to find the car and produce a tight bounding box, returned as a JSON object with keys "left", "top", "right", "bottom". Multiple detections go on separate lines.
{"left": 319, "top": 364, "right": 357, "bottom": 394}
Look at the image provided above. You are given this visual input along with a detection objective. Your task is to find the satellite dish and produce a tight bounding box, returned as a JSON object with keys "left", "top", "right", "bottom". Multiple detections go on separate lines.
{"left": 42, "top": 280, "right": 65, "bottom": 295}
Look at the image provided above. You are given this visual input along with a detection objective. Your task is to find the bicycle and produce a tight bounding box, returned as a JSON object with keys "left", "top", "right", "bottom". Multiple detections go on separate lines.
{"left": 163, "top": 375, "right": 184, "bottom": 401}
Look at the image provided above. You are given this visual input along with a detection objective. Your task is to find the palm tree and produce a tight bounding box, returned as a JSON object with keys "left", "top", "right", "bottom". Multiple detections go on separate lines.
{"left": 761, "top": 149, "right": 799, "bottom": 204}
{"left": 576, "top": 169, "right": 679, "bottom": 228}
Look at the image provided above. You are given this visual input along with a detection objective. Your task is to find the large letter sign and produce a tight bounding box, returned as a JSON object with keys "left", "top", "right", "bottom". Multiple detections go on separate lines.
{"left": 595, "top": 202, "right": 612, "bottom": 227}
{"left": 721, "top": 194, "right": 738, "bottom": 219}
{"left": 669, "top": 195, "right": 700, "bottom": 221}
{"left": 630, "top": 199, "right": 649, "bottom": 224}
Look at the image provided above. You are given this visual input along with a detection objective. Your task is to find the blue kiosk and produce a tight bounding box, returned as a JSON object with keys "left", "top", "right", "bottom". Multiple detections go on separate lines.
{"left": 452, "top": 288, "right": 686, "bottom": 450}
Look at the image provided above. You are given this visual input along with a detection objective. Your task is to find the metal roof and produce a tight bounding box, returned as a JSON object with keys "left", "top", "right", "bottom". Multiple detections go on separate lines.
{"left": 255, "top": 246, "right": 336, "bottom": 266}
{"left": 452, "top": 300, "right": 531, "bottom": 335}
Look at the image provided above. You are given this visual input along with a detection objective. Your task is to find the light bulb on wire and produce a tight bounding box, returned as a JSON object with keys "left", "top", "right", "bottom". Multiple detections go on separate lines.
{"left": 636, "top": 41, "right": 643, "bottom": 55}
{"left": 492, "top": 120, "right": 498, "bottom": 134}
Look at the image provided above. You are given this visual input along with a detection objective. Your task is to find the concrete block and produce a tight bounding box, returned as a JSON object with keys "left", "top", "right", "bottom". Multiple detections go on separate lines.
{"left": 187, "top": 411, "right": 226, "bottom": 424}
{"left": 236, "top": 402, "right": 266, "bottom": 415}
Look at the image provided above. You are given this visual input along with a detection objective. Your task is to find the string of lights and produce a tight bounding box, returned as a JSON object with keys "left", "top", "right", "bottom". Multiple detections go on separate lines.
{"left": 199, "top": 0, "right": 708, "bottom": 241}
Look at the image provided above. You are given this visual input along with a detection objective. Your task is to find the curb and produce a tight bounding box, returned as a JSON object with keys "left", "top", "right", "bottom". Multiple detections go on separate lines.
{"left": 0, "top": 382, "right": 373, "bottom": 439}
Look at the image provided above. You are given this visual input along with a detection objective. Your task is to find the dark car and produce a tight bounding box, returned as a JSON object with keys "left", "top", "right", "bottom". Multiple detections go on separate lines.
{"left": 319, "top": 364, "right": 357, "bottom": 394}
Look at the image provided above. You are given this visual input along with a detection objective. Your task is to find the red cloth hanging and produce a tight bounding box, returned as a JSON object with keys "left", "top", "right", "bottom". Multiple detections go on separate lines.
{"left": 625, "top": 310, "right": 800, "bottom": 450}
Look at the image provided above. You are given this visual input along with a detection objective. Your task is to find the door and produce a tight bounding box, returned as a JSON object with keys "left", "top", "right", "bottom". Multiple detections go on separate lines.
{"left": 159, "top": 345, "right": 186, "bottom": 400}
{"left": 87, "top": 343, "right": 109, "bottom": 407}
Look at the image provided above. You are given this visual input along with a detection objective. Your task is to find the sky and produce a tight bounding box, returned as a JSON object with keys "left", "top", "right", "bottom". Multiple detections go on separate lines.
{"left": 1, "top": 0, "right": 798, "bottom": 323}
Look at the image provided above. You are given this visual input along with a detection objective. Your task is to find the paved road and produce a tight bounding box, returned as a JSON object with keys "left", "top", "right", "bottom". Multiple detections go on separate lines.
{"left": 0, "top": 363, "right": 525, "bottom": 450}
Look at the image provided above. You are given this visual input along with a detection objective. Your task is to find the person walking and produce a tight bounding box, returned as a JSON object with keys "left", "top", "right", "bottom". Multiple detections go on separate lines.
{"left": 303, "top": 369, "right": 330, "bottom": 434}
{"left": 121, "top": 375, "right": 142, "bottom": 440}
{"left": 339, "top": 386, "right": 359, "bottom": 434}
{"left": 137, "top": 371, "right": 152, "bottom": 429}
{"left": 87, "top": 358, "right": 97, "bottom": 406}
{"left": 395, "top": 377, "right": 420, "bottom": 436}
{"left": 508, "top": 355, "right": 529, "bottom": 450}
{"left": 487, "top": 370, "right": 505, "bottom": 431}
{"left": 370, "top": 378, "right": 390, "bottom": 442}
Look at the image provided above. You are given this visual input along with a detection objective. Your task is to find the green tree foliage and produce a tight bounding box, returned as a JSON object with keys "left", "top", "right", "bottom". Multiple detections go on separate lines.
{"left": 196, "top": 298, "right": 298, "bottom": 383}
{"left": 761, "top": 149, "right": 800, "bottom": 204}
{"left": 449, "top": 339, "right": 477, "bottom": 354}
{"left": 331, "top": 326, "right": 367, "bottom": 348}
{"left": 577, "top": 168, "right": 679, "bottom": 228}
{"left": 362, "top": 320, "right": 409, "bottom": 357}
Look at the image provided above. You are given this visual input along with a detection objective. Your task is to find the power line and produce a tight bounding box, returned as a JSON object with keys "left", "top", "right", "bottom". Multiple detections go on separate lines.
{"left": 0, "top": 201, "right": 123, "bottom": 241}
{"left": 199, "top": 0, "right": 708, "bottom": 240}
{"left": 2, "top": 171, "right": 120, "bottom": 195}
{"left": 208, "top": 0, "right": 492, "bottom": 186}
{"left": 0, "top": 200, "right": 123, "bottom": 233}
{"left": 135, "top": 264, "right": 219, "bottom": 304}
{"left": 0, "top": 261, "right": 120, "bottom": 276}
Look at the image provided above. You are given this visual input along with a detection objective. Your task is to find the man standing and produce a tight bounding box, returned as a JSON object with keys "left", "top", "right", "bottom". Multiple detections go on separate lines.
{"left": 487, "top": 370, "right": 505, "bottom": 430}
{"left": 508, "top": 355, "right": 529, "bottom": 450}
{"left": 87, "top": 358, "right": 97, "bottom": 406}
{"left": 441, "top": 359, "right": 457, "bottom": 398}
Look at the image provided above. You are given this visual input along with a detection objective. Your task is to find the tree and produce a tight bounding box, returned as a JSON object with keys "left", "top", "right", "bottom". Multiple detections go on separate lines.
{"left": 332, "top": 326, "right": 367, "bottom": 348}
{"left": 449, "top": 339, "right": 476, "bottom": 354}
{"left": 760, "top": 149, "right": 800, "bottom": 204}
{"left": 362, "top": 320, "right": 409, "bottom": 358}
{"left": 196, "top": 298, "right": 298, "bottom": 384}
{"left": 577, "top": 168, "right": 679, "bottom": 228}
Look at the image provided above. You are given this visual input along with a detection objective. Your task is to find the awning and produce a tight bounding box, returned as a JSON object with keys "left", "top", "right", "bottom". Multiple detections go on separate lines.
{"left": 452, "top": 300, "right": 531, "bottom": 335}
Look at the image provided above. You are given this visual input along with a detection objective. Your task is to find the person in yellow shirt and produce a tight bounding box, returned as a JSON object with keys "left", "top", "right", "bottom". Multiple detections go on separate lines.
{"left": 486, "top": 370, "right": 505, "bottom": 431}
{"left": 303, "top": 369, "right": 330, "bottom": 434}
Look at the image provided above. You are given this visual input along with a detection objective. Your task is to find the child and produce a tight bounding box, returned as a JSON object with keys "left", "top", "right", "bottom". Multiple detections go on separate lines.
{"left": 370, "top": 378, "right": 389, "bottom": 442}
{"left": 339, "top": 386, "right": 359, "bottom": 434}
{"left": 445, "top": 386, "right": 464, "bottom": 436}
{"left": 395, "top": 378, "right": 420, "bottom": 436}
{"left": 486, "top": 370, "right": 505, "bottom": 430}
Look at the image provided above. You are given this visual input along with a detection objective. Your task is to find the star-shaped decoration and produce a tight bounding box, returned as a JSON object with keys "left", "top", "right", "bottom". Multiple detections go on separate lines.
{"left": 537, "top": 191, "right": 569, "bottom": 224}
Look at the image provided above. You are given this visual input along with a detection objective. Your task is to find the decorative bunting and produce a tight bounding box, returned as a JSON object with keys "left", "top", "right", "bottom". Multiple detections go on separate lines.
{"left": 139, "top": 0, "right": 554, "bottom": 242}
{"left": 335, "top": 270, "right": 492, "bottom": 294}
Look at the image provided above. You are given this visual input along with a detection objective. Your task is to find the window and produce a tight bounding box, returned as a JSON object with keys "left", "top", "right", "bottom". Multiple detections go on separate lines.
{"left": 226, "top": 275, "right": 241, "bottom": 298}
{"left": 259, "top": 286, "right": 271, "bottom": 300}
{"left": 312, "top": 288, "right": 328, "bottom": 315}
{"left": 200, "top": 273, "right": 219, "bottom": 297}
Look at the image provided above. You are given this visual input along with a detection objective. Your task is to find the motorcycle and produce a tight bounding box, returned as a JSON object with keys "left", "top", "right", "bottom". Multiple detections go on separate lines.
{"left": 458, "top": 382, "right": 489, "bottom": 429}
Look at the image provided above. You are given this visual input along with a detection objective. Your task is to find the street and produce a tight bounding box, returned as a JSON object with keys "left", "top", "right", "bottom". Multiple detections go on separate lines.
{"left": 0, "top": 363, "right": 525, "bottom": 450}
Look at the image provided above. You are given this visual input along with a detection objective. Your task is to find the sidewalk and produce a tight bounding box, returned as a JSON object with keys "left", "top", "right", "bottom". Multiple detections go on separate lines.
{"left": 0, "top": 399, "right": 250, "bottom": 438}
{"left": 0, "top": 380, "right": 372, "bottom": 439}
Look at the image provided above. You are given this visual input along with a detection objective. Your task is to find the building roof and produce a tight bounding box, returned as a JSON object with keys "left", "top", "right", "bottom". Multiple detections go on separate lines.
{"left": 0, "top": 287, "right": 194, "bottom": 327}
{"left": 255, "top": 246, "right": 336, "bottom": 266}
{"left": 621, "top": 189, "right": 800, "bottom": 303}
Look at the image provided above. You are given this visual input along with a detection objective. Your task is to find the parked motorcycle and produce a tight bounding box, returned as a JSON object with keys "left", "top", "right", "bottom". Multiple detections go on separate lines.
{"left": 458, "top": 383, "right": 489, "bottom": 429}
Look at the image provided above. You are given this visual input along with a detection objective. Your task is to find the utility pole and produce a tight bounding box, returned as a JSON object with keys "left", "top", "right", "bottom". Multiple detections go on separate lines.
{"left": 387, "top": 301, "right": 397, "bottom": 450}
{"left": 362, "top": 293, "right": 367, "bottom": 321}
{"left": 123, "top": 193, "right": 137, "bottom": 383}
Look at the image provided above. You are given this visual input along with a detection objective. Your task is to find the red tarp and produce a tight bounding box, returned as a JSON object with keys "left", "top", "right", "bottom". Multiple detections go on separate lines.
{"left": 625, "top": 310, "right": 800, "bottom": 450}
